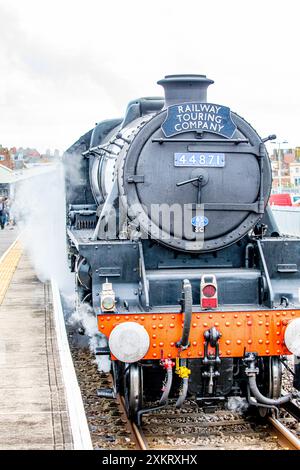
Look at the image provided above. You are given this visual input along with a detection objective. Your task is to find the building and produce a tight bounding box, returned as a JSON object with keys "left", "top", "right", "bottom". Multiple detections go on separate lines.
{"left": 0, "top": 163, "right": 57, "bottom": 198}
{"left": 270, "top": 147, "right": 300, "bottom": 191}
{"left": 289, "top": 162, "right": 300, "bottom": 187}
{"left": 0, "top": 146, "right": 14, "bottom": 170}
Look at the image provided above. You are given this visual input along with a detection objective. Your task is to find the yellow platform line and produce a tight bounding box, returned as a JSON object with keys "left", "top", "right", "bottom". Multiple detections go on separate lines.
{"left": 0, "top": 237, "right": 23, "bottom": 305}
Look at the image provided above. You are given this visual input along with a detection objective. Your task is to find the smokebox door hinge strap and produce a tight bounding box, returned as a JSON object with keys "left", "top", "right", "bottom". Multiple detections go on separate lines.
{"left": 127, "top": 175, "right": 145, "bottom": 183}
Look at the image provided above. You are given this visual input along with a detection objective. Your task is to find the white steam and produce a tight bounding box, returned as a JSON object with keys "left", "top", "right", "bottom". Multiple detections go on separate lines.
{"left": 68, "top": 301, "right": 111, "bottom": 373}
{"left": 12, "top": 162, "right": 110, "bottom": 372}
{"left": 12, "top": 163, "right": 73, "bottom": 294}
{"left": 226, "top": 396, "right": 249, "bottom": 414}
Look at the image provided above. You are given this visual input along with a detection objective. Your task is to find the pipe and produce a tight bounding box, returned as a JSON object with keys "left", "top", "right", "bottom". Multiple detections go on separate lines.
{"left": 176, "top": 378, "right": 189, "bottom": 408}
{"left": 248, "top": 374, "right": 292, "bottom": 405}
{"left": 176, "top": 279, "right": 192, "bottom": 350}
{"left": 245, "top": 243, "right": 254, "bottom": 268}
{"left": 159, "top": 368, "right": 173, "bottom": 405}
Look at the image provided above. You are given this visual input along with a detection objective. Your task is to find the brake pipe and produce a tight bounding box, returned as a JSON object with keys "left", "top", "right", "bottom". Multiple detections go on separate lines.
{"left": 175, "top": 359, "right": 191, "bottom": 408}
{"left": 248, "top": 374, "right": 292, "bottom": 406}
{"left": 245, "top": 354, "right": 293, "bottom": 406}
{"left": 159, "top": 359, "right": 175, "bottom": 405}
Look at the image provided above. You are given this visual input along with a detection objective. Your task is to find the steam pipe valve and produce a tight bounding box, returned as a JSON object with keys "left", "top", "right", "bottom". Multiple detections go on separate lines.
{"left": 176, "top": 365, "right": 191, "bottom": 380}
{"left": 160, "top": 358, "right": 175, "bottom": 370}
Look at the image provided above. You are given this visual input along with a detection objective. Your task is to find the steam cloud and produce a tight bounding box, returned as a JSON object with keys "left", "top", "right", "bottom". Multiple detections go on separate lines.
{"left": 12, "top": 163, "right": 73, "bottom": 293}
{"left": 12, "top": 163, "right": 110, "bottom": 371}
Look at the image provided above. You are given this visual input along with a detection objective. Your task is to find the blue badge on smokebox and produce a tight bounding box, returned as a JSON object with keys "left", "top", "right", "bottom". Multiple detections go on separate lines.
{"left": 191, "top": 216, "right": 209, "bottom": 228}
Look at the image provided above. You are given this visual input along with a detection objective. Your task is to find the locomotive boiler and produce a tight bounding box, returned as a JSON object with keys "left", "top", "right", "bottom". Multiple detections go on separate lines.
{"left": 64, "top": 74, "right": 300, "bottom": 422}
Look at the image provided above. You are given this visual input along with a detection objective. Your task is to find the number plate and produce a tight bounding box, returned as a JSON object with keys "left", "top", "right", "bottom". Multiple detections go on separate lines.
{"left": 174, "top": 152, "right": 225, "bottom": 167}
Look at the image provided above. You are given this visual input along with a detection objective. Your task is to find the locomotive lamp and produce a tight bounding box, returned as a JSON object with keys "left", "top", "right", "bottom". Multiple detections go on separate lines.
{"left": 201, "top": 274, "right": 218, "bottom": 309}
{"left": 109, "top": 322, "right": 150, "bottom": 363}
{"left": 284, "top": 318, "right": 300, "bottom": 357}
{"left": 100, "top": 280, "right": 116, "bottom": 312}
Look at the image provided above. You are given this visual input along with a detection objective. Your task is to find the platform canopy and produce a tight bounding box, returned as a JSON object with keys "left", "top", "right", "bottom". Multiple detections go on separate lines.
{"left": 0, "top": 163, "right": 56, "bottom": 184}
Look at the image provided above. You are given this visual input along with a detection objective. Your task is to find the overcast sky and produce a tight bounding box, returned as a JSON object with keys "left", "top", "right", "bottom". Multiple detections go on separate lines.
{"left": 0, "top": 0, "right": 299, "bottom": 153}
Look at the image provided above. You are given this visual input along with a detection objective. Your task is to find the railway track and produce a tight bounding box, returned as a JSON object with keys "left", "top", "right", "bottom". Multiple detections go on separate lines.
{"left": 131, "top": 405, "right": 300, "bottom": 450}
{"left": 68, "top": 344, "right": 300, "bottom": 451}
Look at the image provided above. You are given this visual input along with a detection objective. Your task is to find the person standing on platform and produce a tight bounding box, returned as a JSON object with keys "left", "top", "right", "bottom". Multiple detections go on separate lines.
{"left": 0, "top": 198, "right": 6, "bottom": 230}
{"left": 3, "top": 197, "right": 10, "bottom": 226}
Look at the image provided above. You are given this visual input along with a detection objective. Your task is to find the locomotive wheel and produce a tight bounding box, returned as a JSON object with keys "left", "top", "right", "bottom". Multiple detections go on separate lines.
{"left": 258, "top": 356, "right": 282, "bottom": 417}
{"left": 124, "top": 363, "right": 143, "bottom": 421}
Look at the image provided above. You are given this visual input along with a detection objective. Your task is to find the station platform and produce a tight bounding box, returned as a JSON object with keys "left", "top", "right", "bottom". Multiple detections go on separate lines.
{"left": 0, "top": 231, "right": 73, "bottom": 449}
{"left": 0, "top": 228, "right": 18, "bottom": 258}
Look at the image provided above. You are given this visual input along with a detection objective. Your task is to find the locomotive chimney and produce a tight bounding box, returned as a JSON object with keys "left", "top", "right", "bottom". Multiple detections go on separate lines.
{"left": 157, "top": 74, "right": 214, "bottom": 108}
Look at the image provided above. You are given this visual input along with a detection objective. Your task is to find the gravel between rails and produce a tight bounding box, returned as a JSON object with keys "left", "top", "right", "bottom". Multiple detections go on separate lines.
{"left": 140, "top": 405, "right": 283, "bottom": 450}
{"left": 70, "top": 345, "right": 138, "bottom": 450}
{"left": 69, "top": 340, "right": 300, "bottom": 450}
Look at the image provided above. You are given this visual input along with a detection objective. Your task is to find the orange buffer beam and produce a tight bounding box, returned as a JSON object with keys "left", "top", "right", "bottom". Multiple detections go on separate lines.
{"left": 98, "top": 310, "right": 300, "bottom": 360}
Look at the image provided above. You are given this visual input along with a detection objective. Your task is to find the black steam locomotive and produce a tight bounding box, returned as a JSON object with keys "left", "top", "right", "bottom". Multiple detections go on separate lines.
{"left": 64, "top": 74, "right": 300, "bottom": 422}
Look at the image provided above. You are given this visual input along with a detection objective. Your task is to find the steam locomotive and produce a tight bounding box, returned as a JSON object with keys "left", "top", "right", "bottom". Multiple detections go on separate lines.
{"left": 64, "top": 74, "right": 300, "bottom": 422}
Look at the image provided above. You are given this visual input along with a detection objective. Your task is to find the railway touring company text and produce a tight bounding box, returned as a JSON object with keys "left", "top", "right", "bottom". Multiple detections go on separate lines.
{"left": 161, "top": 102, "right": 237, "bottom": 138}
{"left": 176, "top": 104, "right": 224, "bottom": 133}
